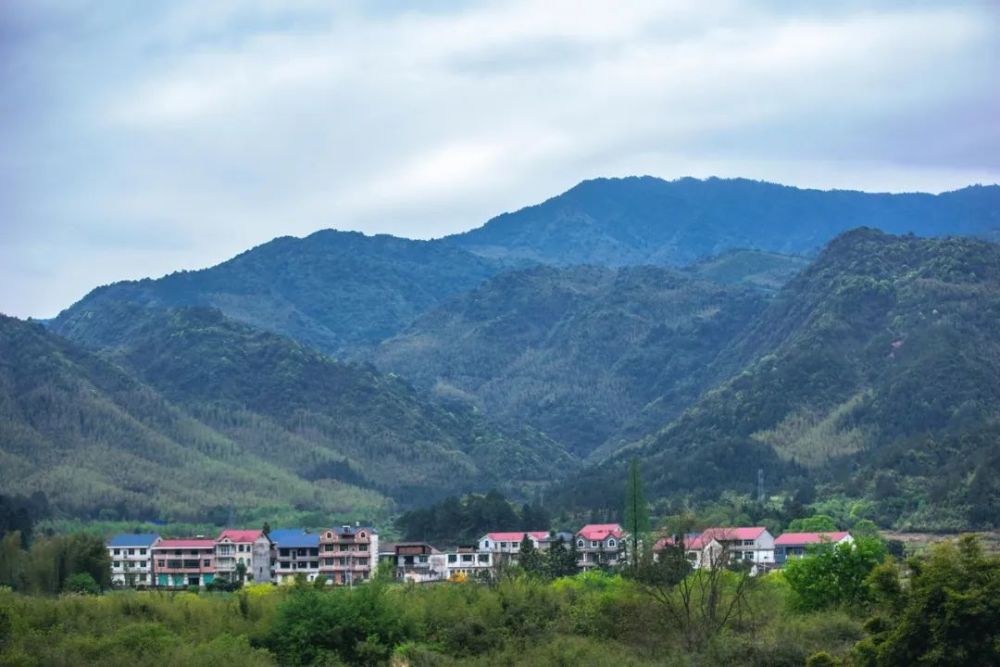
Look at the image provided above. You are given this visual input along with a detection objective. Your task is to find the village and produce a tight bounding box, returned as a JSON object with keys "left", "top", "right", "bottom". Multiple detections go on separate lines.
{"left": 106, "top": 523, "right": 854, "bottom": 589}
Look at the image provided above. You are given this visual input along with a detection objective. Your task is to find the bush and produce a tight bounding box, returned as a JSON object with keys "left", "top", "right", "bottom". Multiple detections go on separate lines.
{"left": 65, "top": 572, "right": 101, "bottom": 595}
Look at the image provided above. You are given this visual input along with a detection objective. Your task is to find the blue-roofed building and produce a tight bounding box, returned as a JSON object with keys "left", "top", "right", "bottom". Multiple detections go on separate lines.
{"left": 269, "top": 529, "right": 321, "bottom": 583}
{"left": 106, "top": 533, "right": 160, "bottom": 587}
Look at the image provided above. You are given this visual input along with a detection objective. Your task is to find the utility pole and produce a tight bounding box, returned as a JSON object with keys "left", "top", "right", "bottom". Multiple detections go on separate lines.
{"left": 757, "top": 468, "right": 765, "bottom": 504}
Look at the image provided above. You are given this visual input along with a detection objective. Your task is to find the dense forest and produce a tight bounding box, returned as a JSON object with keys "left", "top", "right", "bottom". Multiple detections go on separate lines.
{"left": 553, "top": 230, "right": 1000, "bottom": 530}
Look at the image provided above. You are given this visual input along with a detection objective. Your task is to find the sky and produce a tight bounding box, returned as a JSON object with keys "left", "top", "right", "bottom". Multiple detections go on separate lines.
{"left": 1, "top": 1, "right": 998, "bottom": 319}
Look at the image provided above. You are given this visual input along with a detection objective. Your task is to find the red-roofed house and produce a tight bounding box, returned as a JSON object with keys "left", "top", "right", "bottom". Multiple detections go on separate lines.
{"left": 775, "top": 532, "right": 852, "bottom": 565}
{"left": 216, "top": 529, "right": 273, "bottom": 584}
{"left": 153, "top": 539, "right": 217, "bottom": 588}
{"left": 686, "top": 527, "right": 775, "bottom": 571}
{"left": 575, "top": 523, "right": 624, "bottom": 570}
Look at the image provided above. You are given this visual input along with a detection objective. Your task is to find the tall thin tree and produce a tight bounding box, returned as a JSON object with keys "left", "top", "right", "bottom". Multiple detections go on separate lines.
{"left": 623, "top": 459, "right": 649, "bottom": 571}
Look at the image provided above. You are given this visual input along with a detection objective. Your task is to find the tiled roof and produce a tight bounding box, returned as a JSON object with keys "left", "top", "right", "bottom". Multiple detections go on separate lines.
{"left": 107, "top": 533, "right": 160, "bottom": 547}
{"left": 577, "top": 523, "right": 624, "bottom": 541}
{"left": 698, "top": 527, "right": 768, "bottom": 542}
{"left": 268, "top": 529, "right": 319, "bottom": 548}
{"left": 217, "top": 529, "right": 263, "bottom": 543}
{"left": 484, "top": 531, "right": 549, "bottom": 542}
{"left": 774, "top": 531, "right": 851, "bottom": 546}
{"left": 331, "top": 525, "right": 376, "bottom": 537}
{"left": 155, "top": 539, "right": 216, "bottom": 549}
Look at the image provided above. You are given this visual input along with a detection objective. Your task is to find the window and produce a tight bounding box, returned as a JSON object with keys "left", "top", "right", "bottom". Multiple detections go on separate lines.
{"left": 203, "top": 560, "right": 211, "bottom": 567}
{"left": 157, "top": 560, "right": 165, "bottom": 568}
{"left": 477, "top": 554, "right": 489, "bottom": 563}
{"left": 608, "top": 539, "right": 616, "bottom": 548}
{"left": 113, "top": 549, "right": 120, "bottom": 555}
{"left": 139, "top": 549, "right": 146, "bottom": 555}
{"left": 500, "top": 542, "right": 508, "bottom": 549}
{"left": 128, "top": 548, "right": 135, "bottom": 555}
{"left": 743, "top": 540, "right": 755, "bottom": 547}
{"left": 591, "top": 541, "right": 598, "bottom": 548}
{"left": 577, "top": 539, "right": 584, "bottom": 548}
{"left": 113, "top": 561, "right": 121, "bottom": 568}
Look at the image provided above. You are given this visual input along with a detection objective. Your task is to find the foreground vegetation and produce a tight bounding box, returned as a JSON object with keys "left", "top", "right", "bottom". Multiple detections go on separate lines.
{"left": 0, "top": 535, "right": 996, "bottom": 666}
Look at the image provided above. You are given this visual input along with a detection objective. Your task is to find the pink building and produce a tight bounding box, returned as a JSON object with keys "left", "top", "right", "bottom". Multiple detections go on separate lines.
{"left": 153, "top": 539, "right": 216, "bottom": 588}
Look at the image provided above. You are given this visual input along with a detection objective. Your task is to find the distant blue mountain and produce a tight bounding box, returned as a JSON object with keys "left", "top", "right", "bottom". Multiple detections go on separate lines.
{"left": 445, "top": 176, "right": 1000, "bottom": 266}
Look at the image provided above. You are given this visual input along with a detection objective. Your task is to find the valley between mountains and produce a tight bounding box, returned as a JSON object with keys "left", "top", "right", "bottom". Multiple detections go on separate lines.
{"left": 2, "top": 176, "right": 998, "bottom": 531}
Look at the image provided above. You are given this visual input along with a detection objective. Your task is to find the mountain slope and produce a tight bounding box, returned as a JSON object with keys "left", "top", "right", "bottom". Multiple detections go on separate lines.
{"left": 51, "top": 230, "right": 507, "bottom": 356}
{"left": 373, "top": 265, "right": 768, "bottom": 458}
{"left": 556, "top": 230, "right": 1000, "bottom": 530}
{"left": 446, "top": 177, "right": 1000, "bottom": 266}
{"left": 49, "top": 303, "right": 575, "bottom": 505}
{"left": 0, "top": 314, "right": 386, "bottom": 522}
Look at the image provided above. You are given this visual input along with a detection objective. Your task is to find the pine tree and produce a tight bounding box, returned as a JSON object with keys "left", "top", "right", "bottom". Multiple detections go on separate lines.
{"left": 518, "top": 535, "right": 543, "bottom": 576}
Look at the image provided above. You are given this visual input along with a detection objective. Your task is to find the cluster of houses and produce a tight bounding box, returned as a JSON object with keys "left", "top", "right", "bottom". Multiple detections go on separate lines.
{"left": 107, "top": 522, "right": 853, "bottom": 589}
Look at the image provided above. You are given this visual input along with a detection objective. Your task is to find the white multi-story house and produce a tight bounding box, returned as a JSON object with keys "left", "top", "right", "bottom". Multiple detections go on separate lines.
{"left": 444, "top": 545, "right": 494, "bottom": 579}
{"left": 575, "top": 524, "right": 625, "bottom": 570}
{"left": 477, "top": 531, "right": 549, "bottom": 562}
{"left": 685, "top": 527, "right": 775, "bottom": 571}
{"left": 215, "top": 529, "right": 273, "bottom": 584}
{"left": 107, "top": 533, "right": 160, "bottom": 587}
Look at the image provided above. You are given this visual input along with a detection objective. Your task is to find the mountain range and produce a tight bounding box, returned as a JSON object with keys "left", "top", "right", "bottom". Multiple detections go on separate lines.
{"left": 3, "top": 176, "right": 998, "bottom": 529}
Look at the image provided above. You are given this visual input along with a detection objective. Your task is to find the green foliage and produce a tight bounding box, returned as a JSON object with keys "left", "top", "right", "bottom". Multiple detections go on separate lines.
{"left": 783, "top": 537, "right": 887, "bottom": 611}
{"left": 64, "top": 573, "right": 100, "bottom": 595}
{"left": 265, "top": 583, "right": 411, "bottom": 666}
{"left": 395, "top": 492, "right": 550, "bottom": 544}
{"left": 787, "top": 515, "right": 839, "bottom": 532}
{"left": 623, "top": 459, "right": 649, "bottom": 571}
{"left": 853, "top": 535, "right": 1000, "bottom": 666}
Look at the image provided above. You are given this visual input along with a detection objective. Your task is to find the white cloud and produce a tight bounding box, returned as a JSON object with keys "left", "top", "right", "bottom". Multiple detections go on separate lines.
{"left": 0, "top": 0, "right": 997, "bottom": 318}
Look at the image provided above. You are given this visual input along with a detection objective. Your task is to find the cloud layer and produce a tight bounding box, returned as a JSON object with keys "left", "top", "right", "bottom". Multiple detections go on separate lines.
{"left": 1, "top": 0, "right": 998, "bottom": 318}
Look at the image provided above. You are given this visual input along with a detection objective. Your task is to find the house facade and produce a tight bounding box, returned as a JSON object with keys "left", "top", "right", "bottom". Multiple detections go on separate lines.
{"left": 444, "top": 545, "right": 494, "bottom": 580}
{"left": 153, "top": 539, "right": 216, "bottom": 588}
{"left": 575, "top": 523, "right": 624, "bottom": 570}
{"left": 477, "top": 531, "right": 549, "bottom": 563}
{"left": 774, "top": 531, "right": 853, "bottom": 565}
{"left": 215, "top": 529, "right": 272, "bottom": 584}
{"left": 107, "top": 533, "right": 160, "bottom": 587}
{"left": 318, "top": 525, "right": 378, "bottom": 585}
{"left": 686, "top": 527, "right": 775, "bottom": 570}
{"left": 269, "top": 529, "right": 321, "bottom": 583}
{"left": 389, "top": 543, "right": 442, "bottom": 582}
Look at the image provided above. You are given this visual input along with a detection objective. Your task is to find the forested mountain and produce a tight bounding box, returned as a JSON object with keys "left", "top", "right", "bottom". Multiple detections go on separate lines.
{"left": 683, "top": 249, "right": 811, "bottom": 291}
{"left": 556, "top": 229, "right": 1000, "bottom": 530}
{"left": 446, "top": 177, "right": 1000, "bottom": 266}
{"left": 373, "top": 265, "right": 767, "bottom": 458}
{"left": 0, "top": 314, "right": 383, "bottom": 522}
{"left": 51, "top": 230, "right": 507, "bottom": 357}
{"left": 1, "top": 308, "right": 575, "bottom": 521}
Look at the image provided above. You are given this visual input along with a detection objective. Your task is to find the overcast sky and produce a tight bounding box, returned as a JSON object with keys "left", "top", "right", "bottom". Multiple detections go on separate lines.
{"left": 1, "top": 1, "right": 998, "bottom": 318}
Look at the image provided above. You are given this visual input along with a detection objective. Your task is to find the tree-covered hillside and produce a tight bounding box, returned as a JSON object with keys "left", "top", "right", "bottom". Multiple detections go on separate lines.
{"left": 0, "top": 315, "right": 385, "bottom": 522}
{"left": 556, "top": 230, "right": 1000, "bottom": 530}
{"left": 51, "top": 230, "right": 507, "bottom": 357}
{"left": 447, "top": 176, "right": 999, "bottom": 266}
{"left": 374, "top": 265, "right": 767, "bottom": 458}
{"left": 1, "top": 309, "right": 575, "bottom": 521}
